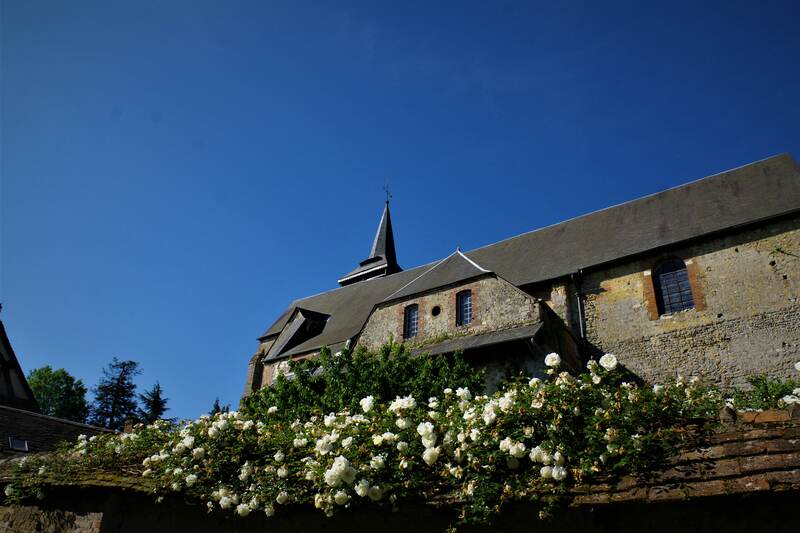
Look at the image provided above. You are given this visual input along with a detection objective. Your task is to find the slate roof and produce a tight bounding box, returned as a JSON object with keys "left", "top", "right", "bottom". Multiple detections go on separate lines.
{"left": 260, "top": 153, "right": 800, "bottom": 359}
{"left": 384, "top": 250, "right": 490, "bottom": 303}
{"left": 410, "top": 323, "right": 543, "bottom": 357}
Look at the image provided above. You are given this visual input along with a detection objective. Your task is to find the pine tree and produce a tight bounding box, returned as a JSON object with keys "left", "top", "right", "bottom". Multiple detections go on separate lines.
{"left": 138, "top": 382, "right": 169, "bottom": 423}
{"left": 89, "top": 358, "right": 141, "bottom": 430}
{"left": 210, "top": 397, "right": 229, "bottom": 415}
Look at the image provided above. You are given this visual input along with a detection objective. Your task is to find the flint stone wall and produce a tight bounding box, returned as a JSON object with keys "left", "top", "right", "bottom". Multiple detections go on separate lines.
{"left": 573, "top": 215, "right": 800, "bottom": 386}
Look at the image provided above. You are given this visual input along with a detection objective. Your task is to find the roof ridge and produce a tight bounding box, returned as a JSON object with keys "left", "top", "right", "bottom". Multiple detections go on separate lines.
{"left": 464, "top": 153, "right": 793, "bottom": 257}
{"left": 383, "top": 251, "right": 457, "bottom": 301}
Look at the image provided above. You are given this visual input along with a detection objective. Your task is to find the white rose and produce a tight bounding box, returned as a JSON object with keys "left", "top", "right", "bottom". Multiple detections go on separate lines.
{"left": 275, "top": 491, "right": 290, "bottom": 505}
{"left": 236, "top": 503, "right": 251, "bottom": 516}
{"left": 422, "top": 446, "right": 440, "bottom": 465}
{"left": 509, "top": 442, "right": 527, "bottom": 458}
{"left": 367, "top": 485, "right": 383, "bottom": 501}
{"left": 599, "top": 353, "right": 618, "bottom": 371}
{"left": 370, "top": 455, "right": 385, "bottom": 470}
{"left": 277, "top": 465, "right": 288, "bottom": 478}
{"left": 552, "top": 465, "right": 568, "bottom": 481}
{"left": 274, "top": 451, "right": 285, "bottom": 462}
{"left": 540, "top": 466, "right": 553, "bottom": 479}
{"left": 334, "top": 490, "right": 349, "bottom": 505}
{"left": 267, "top": 406, "right": 278, "bottom": 414}
{"left": 544, "top": 352, "right": 561, "bottom": 367}
{"left": 185, "top": 474, "right": 198, "bottom": 486}
{"left": 455, "top": 388, "right": 472, "bottom": 401}
{"left": 360, "top": 396, "right": 374, "bottom": 413}
{"left": 395, "top": 417, "right": 411, "bottom": 430}
{"left": 396, "top": 441, "right": 409, "bottom": 452}
{"left": 355, "top": 479, "right": 370, "bottom": 497}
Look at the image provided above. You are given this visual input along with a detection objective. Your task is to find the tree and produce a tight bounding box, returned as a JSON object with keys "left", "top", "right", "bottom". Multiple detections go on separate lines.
{"left": 26, "top": 366, "right": 89, "bottom": 423}
{"left": 89, "top": 358, "right": 141, "bottom": 430}
{"left": 210, "top": 397, "right": 229, "bottom": 415}
{"left": 138, "top": 382, "right": 169, "bottom": 423}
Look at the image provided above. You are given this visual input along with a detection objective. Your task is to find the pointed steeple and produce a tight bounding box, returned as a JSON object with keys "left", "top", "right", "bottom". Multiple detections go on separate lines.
{"left": 338, "top": 201, "right": 402, "bottom": 286}
{"left": 369, "top": 201, "right": 398, "bottom": 268}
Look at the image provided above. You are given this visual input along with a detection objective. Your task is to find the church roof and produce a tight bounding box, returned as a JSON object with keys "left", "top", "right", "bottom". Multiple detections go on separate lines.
{"left": 384, "top": 250, "right": 490, "bottom": 303}
{"left": 260, "top": 153, "right": 800, "bottom": 358}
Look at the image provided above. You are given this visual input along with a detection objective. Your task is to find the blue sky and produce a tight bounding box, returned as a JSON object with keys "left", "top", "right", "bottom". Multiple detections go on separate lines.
{"left": 2, "top": 1, "right": 799, "bottom": 420}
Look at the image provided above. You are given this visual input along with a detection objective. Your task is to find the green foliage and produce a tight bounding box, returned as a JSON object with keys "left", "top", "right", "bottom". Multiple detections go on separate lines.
{"left": 210, "top": 397, "right": 230, "bottom": 415}
{"left": 26, "top": 366, "right": 89, "bottom": 423}
{"left": 8, "top": 344, "right": 796, "bottom": 529}
{"left": 729, "top": 374, "right": 800, "bottom": 410}
{"left": 241, "top": 342, "right": 485, "bottom": 421}
{"left": 138, "top": 382, "right": 169, "bottom": 423}
{"left": 89, "top": 358, "right": 141, "bottom": 430}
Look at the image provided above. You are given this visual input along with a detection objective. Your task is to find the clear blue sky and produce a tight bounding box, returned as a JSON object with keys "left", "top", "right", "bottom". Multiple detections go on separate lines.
{"left": 2, "top": 1, "right": 799, "bottom": 420}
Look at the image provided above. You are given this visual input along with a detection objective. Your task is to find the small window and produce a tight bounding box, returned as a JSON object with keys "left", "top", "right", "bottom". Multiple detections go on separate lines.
{"left": 403, "top": 304, "right": 419, "bottom": 338}
{"left": 653, "top": 258, "right": 694, "bottom": 315}
{"left": 8, "top": 436, "right": 29, "bottom": 452}
{"left": 456, "top": 290, "right": 472, "bottom": 326}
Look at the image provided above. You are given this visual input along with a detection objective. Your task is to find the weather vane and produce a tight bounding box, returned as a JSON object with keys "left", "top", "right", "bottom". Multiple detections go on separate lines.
{"left": 383, "top": 181, "right": 392, "bottom": 203}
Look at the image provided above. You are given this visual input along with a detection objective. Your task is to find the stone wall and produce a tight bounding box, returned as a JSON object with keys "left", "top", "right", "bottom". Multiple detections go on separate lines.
{"left": 357, "top": 275, "right": 540, "bottom": 352}
{"left": 574, "top": 215, "right": 800, "bottom": 386}
{"left": 3, "top": 412, "right": 798, "bottom": 533}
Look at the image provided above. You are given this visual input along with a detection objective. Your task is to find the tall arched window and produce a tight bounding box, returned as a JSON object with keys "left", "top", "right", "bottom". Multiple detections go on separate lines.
{"left": 403, "top": 304, "right": 419, "bottom": 339}
{"left": 653, "top": 258, "right": 694, "bottom": 315}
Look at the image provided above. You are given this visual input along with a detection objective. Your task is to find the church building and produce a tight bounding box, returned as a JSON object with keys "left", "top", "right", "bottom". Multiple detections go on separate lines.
{"left": 244, "top": 153, "right": 800, "bottom": 395}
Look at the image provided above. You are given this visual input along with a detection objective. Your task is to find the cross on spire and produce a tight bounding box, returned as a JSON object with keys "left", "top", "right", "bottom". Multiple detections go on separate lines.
{"left": 383, "top": 181, "right": 392, "bottom": 204}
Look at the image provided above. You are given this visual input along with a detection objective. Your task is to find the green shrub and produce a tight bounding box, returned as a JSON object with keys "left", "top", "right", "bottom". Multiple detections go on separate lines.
{"left": 729, "top": 374, "right": 800, "bottom": 410}
{"left": 241, "top": 342, "right": 485, "bottom": 421}
{"left": 8, "top": 347, "right": 724, "bottom": 528}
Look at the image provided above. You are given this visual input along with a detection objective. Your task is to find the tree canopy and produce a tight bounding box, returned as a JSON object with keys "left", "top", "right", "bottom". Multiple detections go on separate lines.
{"left": 26, "top": 366, "right": 89, "bottom": 423}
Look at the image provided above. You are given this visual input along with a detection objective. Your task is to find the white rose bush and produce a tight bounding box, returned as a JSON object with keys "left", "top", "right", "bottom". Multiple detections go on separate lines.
{"left": 6, "top": 344, "right": 737, "bottom": 528}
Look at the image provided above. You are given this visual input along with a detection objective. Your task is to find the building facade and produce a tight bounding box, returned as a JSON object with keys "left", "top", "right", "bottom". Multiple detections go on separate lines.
{"left": 244, "top": 154, "right": 800, "bottom": 395}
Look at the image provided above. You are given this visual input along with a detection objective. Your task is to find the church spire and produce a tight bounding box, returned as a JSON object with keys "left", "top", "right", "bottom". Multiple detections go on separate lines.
{"left": 338, "top": 201, "right": 402, "bottom": 286}
{"left": 369, "top": 201, "right": 398, "bottom": 267}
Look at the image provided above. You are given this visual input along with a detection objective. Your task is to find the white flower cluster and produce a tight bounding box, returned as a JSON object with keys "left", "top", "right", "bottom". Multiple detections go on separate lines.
{"left": 42, "top": 350, "right": 731, "bottom": 526}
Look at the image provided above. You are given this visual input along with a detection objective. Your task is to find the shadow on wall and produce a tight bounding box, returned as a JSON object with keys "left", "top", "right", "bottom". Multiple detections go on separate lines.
{"left": 2, "top": 486, "right": 799, "bottom": 533}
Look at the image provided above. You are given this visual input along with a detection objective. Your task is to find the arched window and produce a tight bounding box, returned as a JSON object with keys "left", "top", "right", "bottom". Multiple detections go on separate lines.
{"left": 456, "top": 290, "right": 473, "bottom": 326}
{"left": 653, "top": 258, "right": 694, "bottom": 315}
{"left": 403, "top": 304, "right": 419, "bottom": 338}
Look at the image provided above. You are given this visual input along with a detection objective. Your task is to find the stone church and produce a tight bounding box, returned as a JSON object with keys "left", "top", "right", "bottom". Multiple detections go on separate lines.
{"left": 244, "top": 153, "right": 800, "bottom": 395}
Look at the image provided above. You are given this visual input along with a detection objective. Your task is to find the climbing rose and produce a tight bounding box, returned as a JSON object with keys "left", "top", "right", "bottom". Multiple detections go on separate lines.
{"left": 544, "top": 353, "right": 561, "bottom": 367}
{"left": 599, "top": 353, "right": 618, "bottom": 371}
{"left": 360, "top": 396, "right": 374, "bottom": 413}
{"left": 422, "top": 447, "right": 441, "bottom": 465}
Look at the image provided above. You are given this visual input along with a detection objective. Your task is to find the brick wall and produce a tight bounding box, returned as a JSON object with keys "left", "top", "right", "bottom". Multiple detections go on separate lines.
{"left": 357, "top": 275, "right": 540, "bottom": 352}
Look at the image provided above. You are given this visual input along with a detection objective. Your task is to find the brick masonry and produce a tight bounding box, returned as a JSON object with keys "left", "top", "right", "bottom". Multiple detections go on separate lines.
{"left": 357, "top": 275, "right": 540, "bottom": 352}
